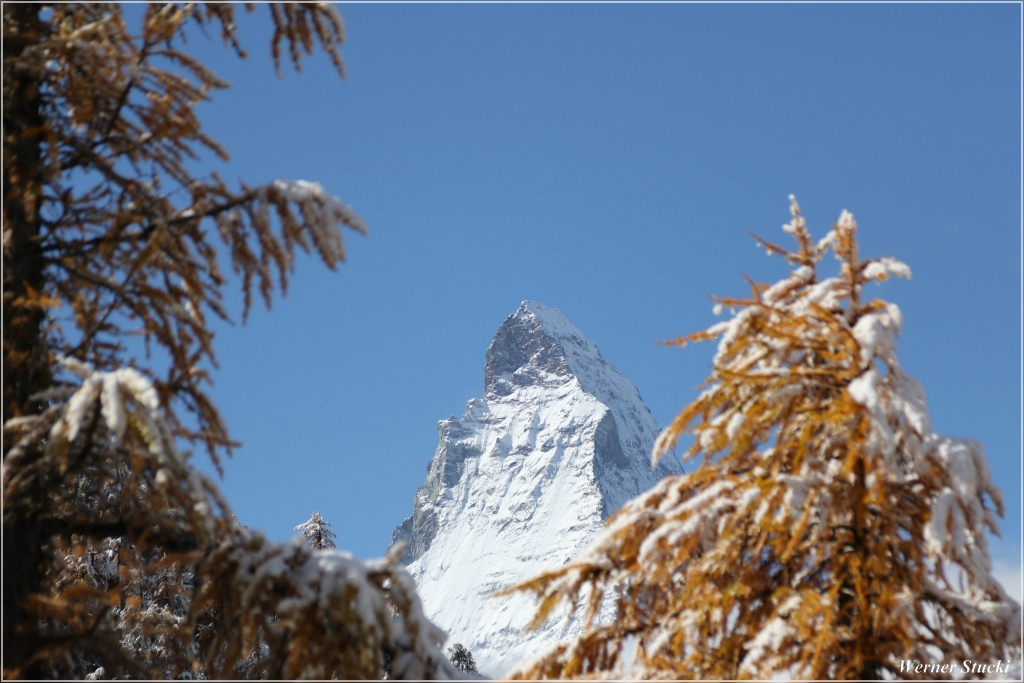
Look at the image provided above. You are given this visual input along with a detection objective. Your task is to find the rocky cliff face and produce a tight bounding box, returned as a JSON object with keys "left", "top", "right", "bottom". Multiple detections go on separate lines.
{"left": 390, "top": 301, "right": 683, "bottom": 676}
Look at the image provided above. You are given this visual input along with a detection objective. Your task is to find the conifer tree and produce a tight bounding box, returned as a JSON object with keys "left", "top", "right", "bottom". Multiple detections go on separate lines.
{"left": 509, "top": 197, "right": 1021, "bottom": 679}
{"left": 448, "top": 642, "right": 478, "bottom": 674}
{"left": 3, "top": 4, "right": 457, "bottom": 678}
{"left": 296, "top": 511, "right": 338, "bottom": 550}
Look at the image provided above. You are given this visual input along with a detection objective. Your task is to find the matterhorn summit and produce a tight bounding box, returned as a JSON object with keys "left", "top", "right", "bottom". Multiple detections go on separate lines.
{"left": 390, "top": 301, "right": 683, "bottom": 676}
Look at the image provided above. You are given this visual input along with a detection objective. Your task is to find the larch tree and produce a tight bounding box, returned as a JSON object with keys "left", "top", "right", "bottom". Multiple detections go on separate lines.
{"left": 509, "top": 197, "right": 1021, "bottom": 679}
{"left": 296, "top": 511, "right": 338, "bottom": 550}
{"left": 3, "top": 4, "right": 458, "bottom": 679}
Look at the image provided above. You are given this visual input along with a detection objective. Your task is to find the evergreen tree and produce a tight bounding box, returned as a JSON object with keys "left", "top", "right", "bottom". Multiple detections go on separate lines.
{"left": 3, "top": 4, "right": 457, "bottom": 679}
{"left": 447, "top": 643, "right": 478, "bottom": 674}
{"left": 509, "top": 197, "right": 1021, "bottom": 679}
{"left": 296, "top": 511, "right": 338, "bottom": 550}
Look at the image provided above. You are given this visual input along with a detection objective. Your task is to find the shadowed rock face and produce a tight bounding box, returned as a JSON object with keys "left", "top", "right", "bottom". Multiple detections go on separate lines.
{"left": 391, "top": 419, "right": 482, "bottom": 564}
{"left": 393, "top": 304, "right": 585, "bottom": 565}
{"left": 389, "top": 301, "right": 683, "bottom": 676}
{"left": 484, "top": 309, "right": 571, "bottom": 397}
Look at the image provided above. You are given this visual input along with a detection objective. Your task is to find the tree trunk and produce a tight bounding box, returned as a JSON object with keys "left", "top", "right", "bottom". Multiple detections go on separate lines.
{"left": 3, "top": 2, "right": 48, "bottom": 429}
{"left": 3, "top": 4, "right": 50, "bottom": 676}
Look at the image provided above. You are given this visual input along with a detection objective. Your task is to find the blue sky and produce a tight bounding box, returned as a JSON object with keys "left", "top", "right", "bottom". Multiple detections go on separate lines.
{"left": 174, "top": 3, "right": 1020, "bottom": 578}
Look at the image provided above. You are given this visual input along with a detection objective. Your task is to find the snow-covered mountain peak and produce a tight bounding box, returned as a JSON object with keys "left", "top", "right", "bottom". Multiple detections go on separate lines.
{"left": 391, "top": 302, "right": 682, "bottom": 676}
{"left": 484, "top": 300, "right": 579, "bottom": 397}
{"left": 487, "top": 301, "right": 651, "bottom": 414}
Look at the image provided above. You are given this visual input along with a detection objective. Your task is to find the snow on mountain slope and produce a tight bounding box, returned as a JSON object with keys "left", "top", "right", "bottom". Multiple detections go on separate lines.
{"left": 389, "top": 301, "right": 683, "bottom": 676}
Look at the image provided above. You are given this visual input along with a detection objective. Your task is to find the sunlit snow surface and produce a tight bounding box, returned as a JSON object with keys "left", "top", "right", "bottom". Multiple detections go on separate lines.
{"left": 391, "top": 301, "right": 682, "bottom": 676}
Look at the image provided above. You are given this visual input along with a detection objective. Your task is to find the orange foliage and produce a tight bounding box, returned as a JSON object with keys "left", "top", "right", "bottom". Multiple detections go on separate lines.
{"left": 3, "top": 5, "right": 453, "bottom": 679}
{"left": 509, "top": 198, "right": 1019, "bottom": 680}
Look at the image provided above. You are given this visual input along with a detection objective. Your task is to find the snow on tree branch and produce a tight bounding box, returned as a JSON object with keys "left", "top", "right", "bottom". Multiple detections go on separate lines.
{"left": 2, "top": 3, "right": 418, "bottom": 678}
{"left": 508, "top": 197, "right": 1021, "bottom": 680}
{"left": 3, "top": 364, "right": 461, "bottom": 679}
{"left": 295, "top": 510, "right": 338, "bottom": 550}
{"left": 199, "top": 529, "right": 462, "bottom": 679}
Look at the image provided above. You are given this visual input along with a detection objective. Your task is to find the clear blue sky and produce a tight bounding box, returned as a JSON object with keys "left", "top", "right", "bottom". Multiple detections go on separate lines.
{"left": 174, "top": 4, "right": 1020, "bottom": 572}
